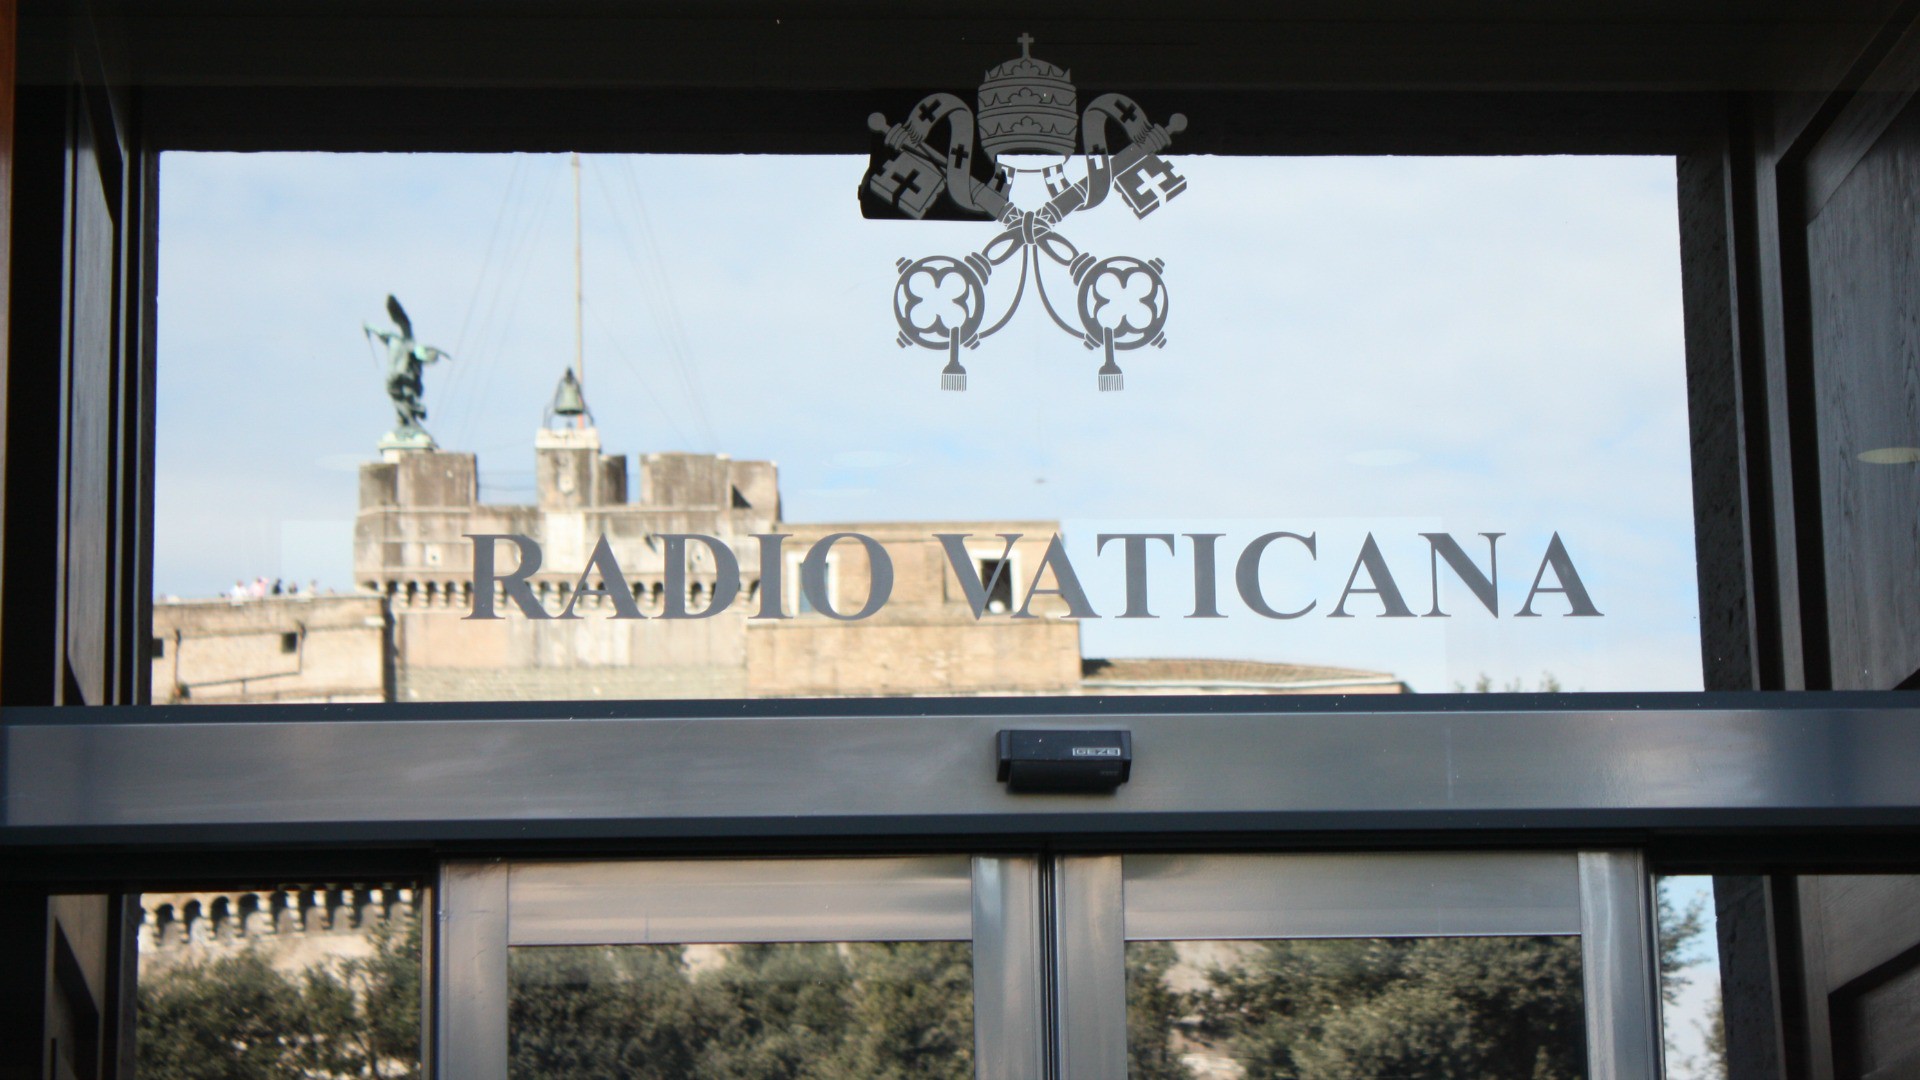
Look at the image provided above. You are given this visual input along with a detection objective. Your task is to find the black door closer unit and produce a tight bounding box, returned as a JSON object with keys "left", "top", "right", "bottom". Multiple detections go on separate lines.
{"left": 996, "top": 729, "right": 1133, "bottom": 792}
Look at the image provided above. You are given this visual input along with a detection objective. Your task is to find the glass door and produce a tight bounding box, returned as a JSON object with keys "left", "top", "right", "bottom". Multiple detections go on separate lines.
{"left": 438, "top": 851, "right": 1656, "bottom": 1079}
{"left": 437, "top": 856, "right": 1046, "bottom": 1079}
{"left": 1056, "top": 851, "right": 1659, "bottom": 1079}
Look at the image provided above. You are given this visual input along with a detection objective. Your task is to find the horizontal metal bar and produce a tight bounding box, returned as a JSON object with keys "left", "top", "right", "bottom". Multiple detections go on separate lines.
{"left": 6, "top": 694, "right": 1920, "bottom": 844}
{"left": 1123, "top": 851, "right": 1581, "bottom": 940}
{"left": 507, "top": 856, "right": 972, "bottom": 944}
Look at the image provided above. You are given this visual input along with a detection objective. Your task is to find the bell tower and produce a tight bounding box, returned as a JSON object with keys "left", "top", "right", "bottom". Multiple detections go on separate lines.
{"left": 536, "top": 368, "right": 625, "bottom": 510}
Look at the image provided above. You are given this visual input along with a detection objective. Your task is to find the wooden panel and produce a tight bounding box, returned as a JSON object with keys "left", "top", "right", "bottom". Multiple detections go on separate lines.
{"left": 1837, "top": 957, "right": 1920, "bottom": 1080}
{"left": 1680, "top": 149, "right": 1763, "bottom": 690}
{"left": 0, "top": 0, "right": 11, "bottom": 685}
{"left": 0, "top": 889, "right": 49, "bottom": 1080}
{"left": 60, "top": 99, "right": 116, "bottom": 705}
{"left": 1714, "top": 876, "right": 1789, "bottom": 1080}
{"left": 3, "top": 87, "right": 65, "bottom": 703}
{"left": 1804, "top": 93, "right": 1920, "bottom": 689}
{"left": 1805, "top": 18, "right": 1920, "bottom": 221}
{"left": 1809, "top": 876, "right": 1920, "bottom": 993}
{"left": 44, "top": 896, "right": 110, "bottom": 1080}
{"left": 1800, "top": 876, "right": 1920, "bottom": 1080}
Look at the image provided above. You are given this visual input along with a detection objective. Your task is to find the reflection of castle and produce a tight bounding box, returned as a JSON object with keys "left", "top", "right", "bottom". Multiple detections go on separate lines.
{"left": 152, "top": 400, "right": 1405, "bottom": 702}
{"left": 139, "top": 886, "right": 418, "bottom": 978}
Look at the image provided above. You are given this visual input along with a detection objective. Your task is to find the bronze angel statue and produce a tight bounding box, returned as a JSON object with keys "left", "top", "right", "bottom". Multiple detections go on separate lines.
{"left": 364, "top": 295, "right": 450, "bottom": 447}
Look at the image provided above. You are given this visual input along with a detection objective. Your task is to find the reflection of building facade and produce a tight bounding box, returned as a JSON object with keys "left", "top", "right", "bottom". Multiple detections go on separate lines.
{"left": 139, "top": 887, "right": 418, "bottom": 979}
{"left": 151, "top": 595, "right": 389, "bottom": 704}
{"left": 152, "top": 421, "right": 1405, "bottom": 703}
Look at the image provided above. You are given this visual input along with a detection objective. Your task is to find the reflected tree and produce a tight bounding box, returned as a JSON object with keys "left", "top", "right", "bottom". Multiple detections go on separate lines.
{"left": 1126, "top": 941, "right": 1196, "bottom": 1080}
{"left": 138, "top": 949, "right": 308, "bottom": 1080}
{"left": 1657, "top": 883, "right": 1709, "bottom": 1006}
{"left": 136, "top": 917, "right": 422, "bottom": 1080}
{"left": 507, "top": 941, "right": 972, "bottom": 1080}
{"left": 509, "top": 945, "right": 704, "bottom": 1080}
{"left": 1657, "top": 878, "right": 1727, "bottom": 1080}
{"left": 694, "top": 943, "right": 856, "bottom": 1079}
{"left": 831, "top": 942, "right": 974, "bottom": 1080}
{"left": 1194, "top": 936, "right": 1587, "bottom": 1080}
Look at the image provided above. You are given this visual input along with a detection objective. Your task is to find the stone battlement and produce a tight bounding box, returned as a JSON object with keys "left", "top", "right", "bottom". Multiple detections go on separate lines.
{"left": 140, "top": 885, "right": 417, "bottom": 955}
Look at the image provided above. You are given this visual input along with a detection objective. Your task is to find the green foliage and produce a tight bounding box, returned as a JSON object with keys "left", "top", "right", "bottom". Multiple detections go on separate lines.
{"left": 136, "top": 916, "right": 423, "bottom": 1080}
{"left": 831, "top": 942, "right": 974, "bottom": 1080}
{"left": 1699, "top": 992, "right": 1728, "bottom": 1080}
{"left": 145, "top": 934, "right": 974, "bottom": 1080}
{"left": 507, "top": 941, "right": 973, "bottom": 1080}
{"left": 1656, "top": 881, "right": 1709, "bottom": 1007}
{"left": 1655, "top": 878, "right": 1728, "bottom": 1080}
{"left": 1125, "top": 942, "right": 1195, "bottom": 1080}
{"left": 694, "top": 943, "right": 856, "bottom": 1079}
{"left": 137, "top": 948, "right": 309, "bottom": 1080}
{"left": 508, "top": 945, "right": 703, "bottom": 1080}
{"left": 144, "top": 902, "right": 1682, "bottom": 1080}
{"left": 1190, "top": 936, "right": 1587, "bottom": 1080}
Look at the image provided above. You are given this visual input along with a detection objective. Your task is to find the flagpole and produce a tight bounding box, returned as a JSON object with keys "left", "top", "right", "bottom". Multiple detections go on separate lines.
{"left": 571, "top": 151, "right": 585, "bottom": 429}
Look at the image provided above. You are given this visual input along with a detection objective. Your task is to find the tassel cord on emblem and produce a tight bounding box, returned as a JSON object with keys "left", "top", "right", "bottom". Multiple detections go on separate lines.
{"left": 942, "top": 326, "right": 968, "bottom": 392}
{"left": 1031, "top": 245, "right": 1084, "bottom": 339}
{"left": 1097, "top": 327, "right": 1123, "bottom": 392}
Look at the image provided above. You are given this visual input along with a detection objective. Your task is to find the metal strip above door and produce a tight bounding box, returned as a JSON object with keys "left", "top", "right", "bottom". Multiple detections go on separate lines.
{"left": 6, "top": 694, "right": 1920, "bottom": 844}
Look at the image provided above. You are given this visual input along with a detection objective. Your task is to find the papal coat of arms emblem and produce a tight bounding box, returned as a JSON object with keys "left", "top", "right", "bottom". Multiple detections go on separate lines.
{"left": 864, "top": 35, "right": 1187, "bottom": 391}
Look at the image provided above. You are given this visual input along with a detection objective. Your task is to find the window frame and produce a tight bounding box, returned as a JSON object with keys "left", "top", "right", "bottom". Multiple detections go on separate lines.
{"left": 5, "top": 0, "right": 1918, "bottom": 867}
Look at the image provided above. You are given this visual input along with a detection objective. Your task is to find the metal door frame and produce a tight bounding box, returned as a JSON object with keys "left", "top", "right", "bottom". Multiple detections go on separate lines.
{"left": 437, "top": 855, "right": 1046, "bottom": 1080}
{"left": 439, "top": 849, "right": 1655, "bottom": 1080}
{"left": 1057, "top": 850, "right": 1658, "bottom": 1080}
{"left": 11, "top": 695, "right": 1920, "bottom": 845}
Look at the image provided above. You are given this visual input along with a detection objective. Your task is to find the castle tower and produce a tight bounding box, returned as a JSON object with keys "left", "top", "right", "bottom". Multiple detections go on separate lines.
{"left": 536, "top": 369, "right": 625, "bottom": 510}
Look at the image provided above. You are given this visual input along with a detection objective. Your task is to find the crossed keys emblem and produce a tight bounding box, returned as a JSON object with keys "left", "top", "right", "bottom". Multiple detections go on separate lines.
{"left": 865, "top": 35, "right": 1188, "bottom": 391}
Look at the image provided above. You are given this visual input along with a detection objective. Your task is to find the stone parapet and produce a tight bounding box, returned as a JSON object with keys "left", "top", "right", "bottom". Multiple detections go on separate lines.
{"left": 139, "top": 885, "right": 418, "bottom": 976}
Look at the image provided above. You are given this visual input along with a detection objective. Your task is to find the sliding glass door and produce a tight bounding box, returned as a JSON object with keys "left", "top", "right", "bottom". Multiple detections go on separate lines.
{"left": 438, "top": 851, "right": 1656, "bottom": 1079}
{"left": 438, "top": 856, "right": 1046, "bottom": 1079}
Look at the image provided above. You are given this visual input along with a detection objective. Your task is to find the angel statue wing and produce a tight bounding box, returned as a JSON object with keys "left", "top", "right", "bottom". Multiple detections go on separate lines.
{"left": 385, "top": 294, "right": 413, "bottom": 339}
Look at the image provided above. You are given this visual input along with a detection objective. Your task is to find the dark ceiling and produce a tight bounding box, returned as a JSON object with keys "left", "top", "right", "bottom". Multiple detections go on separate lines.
{"left": 25, "top": 0, "right": 1910, "bottom": 153}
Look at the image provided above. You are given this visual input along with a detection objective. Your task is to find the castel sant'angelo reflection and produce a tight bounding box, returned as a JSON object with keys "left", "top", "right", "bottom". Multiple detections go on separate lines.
{"left": 150, "top": 303, "right": 1406, "bottom": 705}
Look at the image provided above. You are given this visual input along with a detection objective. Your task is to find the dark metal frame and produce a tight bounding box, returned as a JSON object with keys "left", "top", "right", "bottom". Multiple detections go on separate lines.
{"left": 0, "top": 5, "right": 1907, "bottom": 854}
{"left": 5, "top": 693, "right": 1920, "bottom": 850}
{"left": 437, "top": 850, "right": 1658, "bottom": 1080}
{"left": 9, "top": 6, "right": 1920, "bottom": 1076}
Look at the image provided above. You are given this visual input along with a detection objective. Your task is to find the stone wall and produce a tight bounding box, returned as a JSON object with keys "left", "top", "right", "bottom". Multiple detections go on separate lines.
{"left": 359, "top": 439, "right": 1087, "bottom": 701}
{"left": 748, "top": 524, "right": 1082, "bottom": 696}
{"left": 151, "top": 595, "right": 387, "bottom": 704}
{"left": 400, "top": 661, "right": 746, "bottom": 700}
{"left": 149, "top": 434, "right": 1400, "bottom": 705}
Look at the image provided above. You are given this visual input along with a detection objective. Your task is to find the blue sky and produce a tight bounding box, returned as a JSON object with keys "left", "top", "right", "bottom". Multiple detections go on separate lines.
{"left": 155, "top": 151, "right": 1702, "bottom": 692}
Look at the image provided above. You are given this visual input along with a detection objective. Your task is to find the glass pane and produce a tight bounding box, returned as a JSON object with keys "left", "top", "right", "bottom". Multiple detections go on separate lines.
{"left": 135, "top": 885, "right": 423, "bottom": 1078}
{"left": 155, "top": 148, "right": 1700, "bottom": 702}
{"left": 1128, "top": 936, "right": 1585, "bottom": 1079}
{"left": 1656, "top": 876, "right": 1726, "bottom": 1080}
{"left": 509, "top": 941, "right": 974, "bottom": 1079}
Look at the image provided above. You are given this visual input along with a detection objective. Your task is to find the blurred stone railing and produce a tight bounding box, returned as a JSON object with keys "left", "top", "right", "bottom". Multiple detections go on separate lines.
{"left": 140, "top": 884, "right": 418, "bottom": 952}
